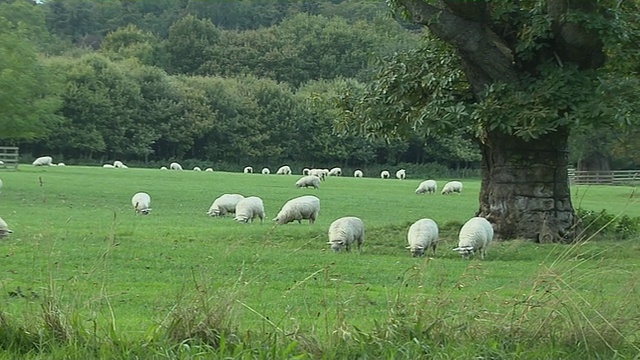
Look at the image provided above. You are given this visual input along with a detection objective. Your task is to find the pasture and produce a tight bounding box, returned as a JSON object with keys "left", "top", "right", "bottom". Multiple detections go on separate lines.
{"left": 0, "top": 166, "right": 639, "bottom": 359}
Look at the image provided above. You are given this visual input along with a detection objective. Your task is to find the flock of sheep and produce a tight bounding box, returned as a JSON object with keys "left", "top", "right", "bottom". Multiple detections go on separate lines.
{"left": 3, "top": 158, "right": 493, "bottom": 259}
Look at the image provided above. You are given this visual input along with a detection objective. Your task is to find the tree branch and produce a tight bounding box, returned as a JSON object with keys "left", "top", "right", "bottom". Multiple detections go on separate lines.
{"left": 398, "top": 0, "right": 518, "bottom": 96}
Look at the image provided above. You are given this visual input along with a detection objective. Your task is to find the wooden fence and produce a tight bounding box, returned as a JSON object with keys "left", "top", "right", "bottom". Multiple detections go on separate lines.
{"left": 0, "top": 146, "right": 19, "bottom": 170}
{"left": 569, "top": 169, "right": 640, "bottom": 185}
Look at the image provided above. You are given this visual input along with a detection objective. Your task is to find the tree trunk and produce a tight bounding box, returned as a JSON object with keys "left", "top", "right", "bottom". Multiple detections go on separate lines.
{"left": 477, "top": 127, "right": 577, "bottom": 242}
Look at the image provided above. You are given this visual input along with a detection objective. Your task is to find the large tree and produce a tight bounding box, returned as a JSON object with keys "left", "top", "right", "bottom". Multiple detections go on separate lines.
{"left": 340, "top": 1, "right": 639, "bottom": 241}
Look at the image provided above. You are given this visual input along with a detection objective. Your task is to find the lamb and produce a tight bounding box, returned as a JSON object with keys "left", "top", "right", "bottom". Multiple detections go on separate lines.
{"left": 261, "top": 167, "right": 270, "bottom": 175}
{"left": 380, "top": 170, "right": 390, "bottom": 179}
{"left": 205, "top": 168, "right": 213, "bottom": 172}
{"left": 131, "top": 192, "right": 152, "bottom": 215}
{"left": 406, "top": 219, "right": 439, "bottom": 257}
{"left": 170, "top": 162, "right": 183, "bottom": 171}
{"left": 32, "top": 156, "right": 53, "bottom": 166}
{"left": 0, "top": 216, "right": 13, "bottom": 238}
{"left": 327, "top": 217, "right": 365, "bottom": 253}
{"left": 243, "top": 166, "right": 253, "bottom": 174}
{"left": 441, "top": 181, "right": 463, "bottom": 195}
{"left": 207, "top": 194, "right": 245, "bottom": 217}
{"left": 354, "top": 169, "right": 363, "bottom": 178}
{"left": 415, "top": 180, "right": 438, "bottom": 195}
{"left": 193, "top": 166, "right": 202, "bottom": 171}
{"left": 234, "top": 196, "right": 265, "bottom": 223}
{"left": 295, "top": 175, "right": 320, "bottom": 189}
{"left": 103, "top": 164, "right": 115, "bottom": 168}
{"left": 328, "top": 167, "right": 342, "bottom": 176}
{"left": 453, "top": 217, "right": 494, "bottom": 260}
{"left": 396, "top": 169, "right": 406, "bottom": 180}
{"left": 273, "top": 195, "right": 320, "bottom": 225}
{"left": 276, "top": 165, "right": 292, "bottom": 175}
{"left": 113, "top": 160, "right": 127, "bottom": 168}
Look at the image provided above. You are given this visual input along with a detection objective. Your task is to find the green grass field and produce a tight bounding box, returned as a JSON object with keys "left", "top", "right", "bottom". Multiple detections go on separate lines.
{"left": 0, "top": 166, "right": 639, "bottom": 359}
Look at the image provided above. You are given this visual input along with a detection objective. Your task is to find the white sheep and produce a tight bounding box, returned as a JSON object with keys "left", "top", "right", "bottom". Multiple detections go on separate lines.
{"left": 273, "top": 195, "right": 320, "bottom": 225}
{"left": 207, "top": 194, "right": 245, "bottom": 217}
{"left": 380, "top": 170, "right": 390, "bottom": 179}
{"left": 243, "top": 166, "right": 253, "bottom": 174}
{"left": 327, "top": 217, "right": 365, "bottom": 253}
{"left": 441, "top": 181, "right": 463, "bottom": 195}
{"left": 328, "top": 167, "right": 342, "bottom": 176}
{"left": 193, "top": 166, "right": 202, "bottom": 171}
{"left": 131, "top": 192, "right": 152, "bottom": 215}
{"left": 276, "top": 165, "right": 292, "bottom": 175}
{"left": 302, "top": 168, "right": 310, "bottom": 176}
{"left": 309, "top": 169, "right": 326, "bottom": 181}
{"left": 114, "top": 160, "right": 127, "bottom": 168}
{"left": 0, "top": 216, "right": 13, "bottom": 238}
{"left": 103, "top": 164, "right": 115, "bottom": 168}
{"left": 170, "top": 162, "right": 183, "bottom": 171}
{"left": 32, "top": 156, "right": 53, "bottom": 166}
{"left": 234, "top": 196, "right": 265, "bottom": 223}
{"left": 261, "top": 167, "right": 270, "bottom": 175}
{"left": 406, "top": 219, "right": 439, "bottom": 257}
{"left": 205, "top": 168, "right": 213, "bottom": 172}
{"left": 415, "top": 180, "right": 438, "bottom": 195}
{"left": 0, "top": 178, "right": 3, "bottom": 191}
{"left": 354, "top": 169, "right": 363, "bottom": 178}
{"left": 295, "top": 175, "right": 320, "bottom": 189}
{"left": 160, "top": 166, "right": 168, "bottom": 170}
{"left": 453, "top": 217, "right": 494, "bottom": 260}
{"left": 57, "top": 162, "right": 66, "bottom": 167}
{"left": 396, "top": 169, "right": 406, "bottom": 180}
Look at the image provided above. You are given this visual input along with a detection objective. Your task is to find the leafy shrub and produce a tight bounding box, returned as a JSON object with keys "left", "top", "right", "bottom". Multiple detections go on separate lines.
{"left": 576, "top": 208, "right": 640, "bottom": 239}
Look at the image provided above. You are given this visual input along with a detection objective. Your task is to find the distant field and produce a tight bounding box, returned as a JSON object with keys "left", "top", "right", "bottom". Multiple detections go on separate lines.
{"left": 0, "top": 166, "right": 639, "bottom": 358}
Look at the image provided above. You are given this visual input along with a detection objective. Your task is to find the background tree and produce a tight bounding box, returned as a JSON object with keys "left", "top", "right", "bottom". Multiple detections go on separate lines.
{"left": 339, "top": 1, "right": 640, "bottom": 241}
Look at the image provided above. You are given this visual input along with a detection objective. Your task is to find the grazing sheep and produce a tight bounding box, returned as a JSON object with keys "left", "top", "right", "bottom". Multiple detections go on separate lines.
{"left": 103, "top": 164, "right": 115, "bottom": 168}
{"left": 441, "top": 181, "right": 463, "bottom": 195}
{"left": 327, "top": 217, "right": 365, "bottom": 253}
{"left": 205, "top": 168, "right": 213, "bottom": 172}
{"left": 415, "top": 180, "right": 438, "bottom": 195}
{"left": 273, "top": 195, "right": 320, "bottom": 225}
{"left": 396, "top": 169, "right": 406, "bottom": 180}
{"left": 309, "top": 169, "right": 326, "bottom": 181}
{"left": 354, "top": 169, "right": 363, "bottom": 178}
{"left": 160, "top": 166, "right": 168, "bottom": 170}
{"left": 328, "top": 167, "right": 342, "bottom": 176}
{"left": 170, "top": 162, "right": 183, "bottom": 171}
{"left": 0, "top": 160, "right": 3, "bottom": 165}
{"left": 302, "top": 168, "right": 310, "bottom": 176}
{"left": 453, "top": 217, "right": 494, "bottom": 260}
{"left": 0, "top": 178, "right": 3, "bottom": 191}
{"left": 131, "top": 192, "right": 152, "bottom": 215}
{"left": 57, "top": 162, "right": 66, "bottom": 167}
{"left": 0, "top": 216, "right": 13, "bottom": 238}
{"left": 234, "top": 196, "right": 265, "bottom": 223}
{"left": 380, "top": 170, "right": 390, "bottom": 179}
{"left": 276, "top": 165, "right": 292, "bottom": 175}
{"left": 32, "top": 156, "right": 53, "bottom": 166}
{"left": 261, "top": 167, "right": 270, "bottom": 175}
{"left": 406, "top": 219, "right": 439, "bottom": 257}
{"left": 114, "top": 160, "right": 127, "bottom": 168}
{"left": 243, "top": 166, "right": 253, "bottom": 174}
{"left": 295, "top": 175, "right": 320, "bottom": 189}
{"left": 193, "top": 166, "right": 202, "bottom": 171}
{"left": 207, "top": 194, "right": 245, "bottom": 217}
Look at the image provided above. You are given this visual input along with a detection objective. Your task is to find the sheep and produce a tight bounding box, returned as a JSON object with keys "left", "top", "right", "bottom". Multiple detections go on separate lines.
{"left": 170, "top": 162, "right": 183, "bottom": 171}
{"left": 328, "top": 167, "right": 342, "bottom": 176}
{"left": 302, "top": 168, "right": 310, "bottom": 176}
{"left": 207, "top": 194, "right": 245, "bottom": 217}
{"left": 243, "top": 166, "right": 253, "bottom": 174}
{"left": 295, "top": 175, "right": 320, "bottom": 189}
{"left": 0, "top": 160, "right": 3, "bottom": 165}
{"left": 327, "top": 217, "right": 365, "bottom": 253}
{"left": 354, "top": 169, "right": 363, "bottom": 178}
{"left": 114, "top": 160, "right": 127, "bottom": 168}
{"left": 261, "top": 167, "right": 270, "bottom": 175}
{"left": 441, "top": 181, "right": 463, "bottom": 195}
{"left": 276, "top": 165, "right": 292, "bottom": 175}
{"left": 160, "top": 166, "right": 168, "bottom": 170}
{"left": 406, "top": 219, "right": 439, "bottom": 257}
{"left": 205, "top": 168, "right": 214, "bottom": 172}
{"left": 131, "top": 192, "right": 152, "bottom": 215}
{"left": 57, "top": 162, "right": 66, "bottom": 167}
{"left": 32, "top": 156, "right": 53, "bottom": 166}
{"left": 396, "top": 169, "right": 406, "bottom": 180}
{"left": 0, "top": 216, "right": 13, "bottom": 238}
{"left": 193, "top": 166, "right": 202, "bottom": 171}
{"left": 0, "top": 178, "right": 3, "bottom": 191}
{"left": 309, "top": 169, "right": 326, "bottom": 181}
{"left": 273, "top": 195, "right": 320, "bottom": 225}
{"left": 103, "top": 164, "right": 115, "bottom": 168}
{"left": 234, "top": 196, "right": 265, "bottom": 223}
{"left": 380, "top": 170, "right": 390, "bottom": 179}
{"left": 415, "top": 180, "right": 438, "bottom": 195}
{"left": 453, "top": 217, "right": 494, "bottom": 260}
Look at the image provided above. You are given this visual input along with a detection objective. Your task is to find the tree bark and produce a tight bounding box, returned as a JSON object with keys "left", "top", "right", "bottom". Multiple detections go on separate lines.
{"left": 477, "top": 127, "right": 577, "bottom": 242}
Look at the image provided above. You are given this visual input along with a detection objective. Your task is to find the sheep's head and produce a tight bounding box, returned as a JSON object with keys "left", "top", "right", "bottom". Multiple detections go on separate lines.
{"left": 452, "top": 246, "right": 474, "bottom": 259}
{"left": 234, "top": 216, "right": 249, "bottom": 223}
{"left": 328, "top": 241, "right": 344, "bottom": 252}
{"left": 0, "top": 229, "right": 12, "bottom": 238}
{"left": 407, "top": 245, "right": 425, "bottom": 257}
{"left": 140, "top": 208, "right": 152, "bottom": 215}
